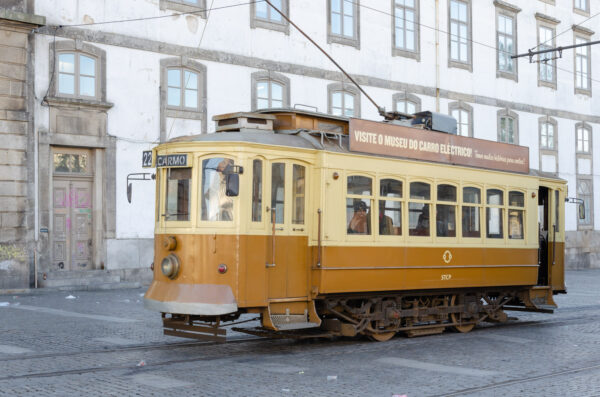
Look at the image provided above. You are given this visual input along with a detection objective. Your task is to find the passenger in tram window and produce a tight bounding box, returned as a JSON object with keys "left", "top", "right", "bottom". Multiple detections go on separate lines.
{"left": 202, "top": 158, "right": 234, "bottom": 221}
{"left": 378, "top": 201, "right": 395, "bottom": 235}
{"left": 415, "top": 205, "right": 430, "bottom": 235}
{"left": 348, "top": 200, "right": 369, "bottom": 234}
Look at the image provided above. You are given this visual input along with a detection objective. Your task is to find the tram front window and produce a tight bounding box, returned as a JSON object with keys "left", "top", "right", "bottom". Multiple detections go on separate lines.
{"left": 201, "top": 157, "right": 234, "bottom": 221}
{"left": 165, "top": 167, "right": 191, "bottom": 221}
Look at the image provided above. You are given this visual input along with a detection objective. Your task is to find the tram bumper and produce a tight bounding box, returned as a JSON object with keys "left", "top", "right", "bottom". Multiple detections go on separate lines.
{"left": 144, "top": 281, "right": 238, "bottom": 316}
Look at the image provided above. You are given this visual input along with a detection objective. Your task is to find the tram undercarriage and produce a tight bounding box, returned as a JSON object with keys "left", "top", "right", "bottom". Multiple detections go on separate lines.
{"left": 159, "top": 287, "right": 555, "bottom": 342}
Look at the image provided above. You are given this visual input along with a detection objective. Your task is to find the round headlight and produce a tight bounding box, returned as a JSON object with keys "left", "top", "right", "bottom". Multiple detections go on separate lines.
{"left": 161, "top": 254, "right": 180, "bottom": 279}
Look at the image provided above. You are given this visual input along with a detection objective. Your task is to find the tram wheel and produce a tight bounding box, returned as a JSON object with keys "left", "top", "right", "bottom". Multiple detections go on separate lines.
{"left": 450, "top": 294, "right": 476, "bottom": 333}
{"left": 368, "top": 331, "right": 396, "bottom": 342}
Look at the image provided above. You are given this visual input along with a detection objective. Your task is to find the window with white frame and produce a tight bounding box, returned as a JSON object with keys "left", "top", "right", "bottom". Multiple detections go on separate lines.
{"left": 393, "top": 0, "right": 419, "bottom": 58}
{"left": 257, "top": 80, "right": 283, "bottom": 109}
{"left": 498, "top": 109, "right": 518, "bottom": 144}
{"left": 393, "top": 92, "right": 421, "bottom": 115}
{"left": 328, "top": 83, "right": 359, "bottom": 117}
{"left": 577, "top": 179, "right": 593, "bottom": 226}
{"left": 575, "top": 36, "right": 591, "bottom": 92}
{"left": 538, "top": 25, "right": 556, "bottom": 86}
{"left": 574, "top": 0, "right": 589, "bottom": 13}
{"left": 58, "top": 53, "right": 97, "bottom": 98}
{"left": 251, "top": 71, "right": 290, "bottom": 111}
{"left": 449, "top": 0, "right": 470, "bottom": 66}
{"left": 328, "top": 0, "right": 360, "bottom": 47}
{"left": 449, "top": 101, "right": 472, "bottom": 137}
{"left": 251, "top": 0, "right": 289, "bottom": 33}
{"left": 397, "top": 100, "right": 417, "bottom": 114}
{"left": 540, "top": 122, "right": 555, "bottom": 150}
{"left": 577, "top": 125, "right": 590, "bottom": 153}
{"left": 497, "top": 13, "right": 516, "bottom": 75}
{"left": 167, "top": 68, "right": 200, "bottom": 110}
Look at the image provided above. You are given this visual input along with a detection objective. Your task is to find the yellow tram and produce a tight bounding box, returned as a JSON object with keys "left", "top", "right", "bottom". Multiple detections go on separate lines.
{"left": 142, "top": 109, "right": 566, "bottom": 341}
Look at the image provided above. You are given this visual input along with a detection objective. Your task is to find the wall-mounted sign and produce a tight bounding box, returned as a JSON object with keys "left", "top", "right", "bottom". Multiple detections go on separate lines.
{"left": 349, "top": 119, "right": 529, "bottom": 174}
{"left": 156, "top": 154, "right": 189, "bottom": 168}
{"left": 142, "top": 151, "right": 153, "bottom": 168}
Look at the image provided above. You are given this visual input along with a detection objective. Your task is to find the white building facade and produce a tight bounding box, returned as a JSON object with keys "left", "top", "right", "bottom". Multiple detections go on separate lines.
{"left": 1, "top": 0, "right": 599, "bottom": 288}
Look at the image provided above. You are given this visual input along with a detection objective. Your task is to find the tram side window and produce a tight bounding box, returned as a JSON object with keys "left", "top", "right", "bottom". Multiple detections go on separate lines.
{"left": 271, "top": 163, "right": 285, "bottom": 224}
{"left": 201, "top": 158, "right": 234, "bottom": 221}
{"left": 252, "top": 159, "right": 262, "bottom": 222}
{"left": 292, "top": 164, "right": 305, "bottom": 224}
{"left": 462, "top": 187, "right": 481, "bottom": 238}
{"left": 486, "top": 189, "right": 504, "bottom": 239}
{"left": 508, "top": 191, "right": 524, "bottom": 239}
{"left": 379, "top": 179, "right": 402, "bottom": 236}
{"left": 165, "top": 167, "right": 191, "bottom": 221}
{"left": 409, "top": 182, "right": 431, "bottom": 236}
{"left": 346, "top": 176, "right": 372, "bottom": 235}
{"left": 436, "top": 184, "right": 456, "bottom": 237}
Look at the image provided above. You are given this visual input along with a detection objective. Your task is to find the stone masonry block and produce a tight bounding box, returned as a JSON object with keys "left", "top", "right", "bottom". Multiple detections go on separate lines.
{"left": 0, "top": 45, "right": 25, "bottom": 64}
{"left": 0, "top": 29, "right": 27, "bottom": 48}
{"left": 0, "top": 96, "right": 25, "bottom": 111}
{"left": 10, "top": 80, "right": 23, "bottom": 96}
{"left": 0, "top": 149, "right": 26, "bottom": 165}
{"left": 0, "top": 226, "right": 27, "bottom": 243}
{"left": 0, "top": 120, "right": 26, "bottom": 134}
{"left": 0, "top": 134, "right": 26, "bottom": 150}
{"left": 1, "top": 211, "right": 25, "bottom": 228}
{"left": 0, "top": 79, "right": 9, "bottom": 95}
{"left": 0, "top": 62, "right": 26, "bottom": 81}
{"left": 0, "top": 181, "right": 26, "bottom": 196}
{"left": 0, "top": 165, "right": 27, "bottom": 181}
{"left": 0, "top": 197, "right": 26, "bottom": 212}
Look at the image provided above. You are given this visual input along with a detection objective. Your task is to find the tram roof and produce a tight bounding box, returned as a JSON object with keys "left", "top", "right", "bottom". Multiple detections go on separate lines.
{"left": 168, "top": 128, "right": 564, "bottom": 182}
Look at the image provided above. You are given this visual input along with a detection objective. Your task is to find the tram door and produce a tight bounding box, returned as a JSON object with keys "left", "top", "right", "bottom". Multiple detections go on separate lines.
{"left": 537, "top": 186, "right": 549, "bottom": 286}
{"left": 266, "top": 161, "right": 309, "bottom": 299}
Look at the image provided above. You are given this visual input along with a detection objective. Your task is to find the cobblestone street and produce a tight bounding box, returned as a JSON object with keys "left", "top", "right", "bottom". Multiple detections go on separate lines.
{"left": 1, "top": 270, "right": 600, "bottom": 396}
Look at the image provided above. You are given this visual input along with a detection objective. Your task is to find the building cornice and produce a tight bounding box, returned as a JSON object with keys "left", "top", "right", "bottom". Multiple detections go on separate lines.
{"left": 572, "top": 24, "right": 595, "bottom": 37}
{"left": 43, "top": 96, "right": 114, "bottom": 111}
{"left": 493, "top": 0, "right": 521, "bottom": 14}
{"left": 0, "top": 9, "right": 45, "bottom": 27}
{"left": 535, "top": 13, "right": 560, "bottom": 25}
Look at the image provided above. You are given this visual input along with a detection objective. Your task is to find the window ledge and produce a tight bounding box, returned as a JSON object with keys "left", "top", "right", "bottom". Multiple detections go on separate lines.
{"left": 575, "top": 87, "right": 592, "bottom": 97}
{"left": 251, "top": 18, "right": 289, "bottom": 34}
{"left": 538, "top": 80, "right": 557, "bottom": 90}
{"left": 43, "top": 96, "right": 114, "bottom": 110}
{"left": 327, "top": 34, "right": 360, "bottom": 50}
{"left": 497, "top": 70, "right": 518, "bottom": 82}
{"left": 573, "top": 8, "right": 591, "bottom": 18}
{"left": 159, "top": 0, "right": 206, "bottom": 18}
{"left": 448, "top": 59, "right": 473, "bottom": 72}
{"left": 392, "top": 48, "right": 420, "bottom": 61}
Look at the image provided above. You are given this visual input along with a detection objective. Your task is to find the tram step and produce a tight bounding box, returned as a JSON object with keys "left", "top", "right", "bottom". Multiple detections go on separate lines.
{"left": 275, "top": 322, "right": 321, "bottom": 331}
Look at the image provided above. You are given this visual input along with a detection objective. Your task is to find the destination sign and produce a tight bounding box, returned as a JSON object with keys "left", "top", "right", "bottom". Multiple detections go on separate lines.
{"left": 156, "top": 154, "right": 189, "bottom": 168}
{"left": 349, "top": 119, "right": 529, "bottom": 174}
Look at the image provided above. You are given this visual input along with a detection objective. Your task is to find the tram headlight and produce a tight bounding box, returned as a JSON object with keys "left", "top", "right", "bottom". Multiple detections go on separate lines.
{"left": 160, "top": 254, "right": 180, "bottom": 279}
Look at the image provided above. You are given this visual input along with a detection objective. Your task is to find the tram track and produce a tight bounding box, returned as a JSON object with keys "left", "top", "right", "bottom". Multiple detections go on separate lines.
{"left": 2, "top": 304, "right": 599, "bottom": 383}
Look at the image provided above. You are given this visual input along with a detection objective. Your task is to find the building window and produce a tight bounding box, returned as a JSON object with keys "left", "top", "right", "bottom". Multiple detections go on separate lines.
{"left": 448, "top": 0, "right": 471, "bottom": 70}
{"left": 575, "top": 36, "right": 591, "bottom": 94}
{"left": 539, "top": 116, "right": 558, "bottom": 174}
{"left": 577, "top": 124, "right": 590, "bottom": 153}
{"left": 167, "top": 68, "right": 199, "bottom": 110}
{"left": 250, "top": 0, "right": 289, "bottom": 33}
{"left": 393, "top": 92, "right": 421, "bottom": 115}
{"left": 160, "top": 0, "right": 207, "bottom": 17}
{"left": 577, "top": 179, "right": 593, "bottom": 226}
{"left": 160, "top": 58, "right": 207, "bottom": 141}
{"left": 535, "top": 14, "right": 559, "bottom": 89}
{"left": 49, "top": 41, "right": 106, "bottom": 102}
{"left": 392, "top": 0, "right": 419, "bottom": 60}
{"left": 328, "top": 83, "right": 360, "bottom": 117}
{"left": 497, "top": 109, "right": 519, "bottom": 144}
{"left": 328, "top": 0, "right": 360, "bottom": 48}
{"left": 574, "top": 0, "right": 590, "bottom": 15}
{"left": 448, "top": 101, "right": 473, "bottom": 137}
{"left": 495, "top": 2, "right": 520, "bottom": 80}
{"left": 251, "top": 71, "right": 290, "bottom": 110}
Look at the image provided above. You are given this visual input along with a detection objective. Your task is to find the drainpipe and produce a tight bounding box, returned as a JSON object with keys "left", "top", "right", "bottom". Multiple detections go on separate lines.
{"left": 435, "top": 0, "right": 440, "bottom": 112}
{"left": 34, "top": 127, "right": 39, "bottom": 288}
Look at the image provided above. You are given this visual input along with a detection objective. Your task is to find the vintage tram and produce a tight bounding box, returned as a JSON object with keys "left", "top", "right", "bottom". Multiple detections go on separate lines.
{"left": 142, "top": 109, "right": 566, "bottom": 342}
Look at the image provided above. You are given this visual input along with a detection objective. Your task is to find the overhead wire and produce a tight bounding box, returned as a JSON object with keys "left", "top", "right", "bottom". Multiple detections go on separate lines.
{"left": 353, "top": 1, "right": 600, "bottom": 84}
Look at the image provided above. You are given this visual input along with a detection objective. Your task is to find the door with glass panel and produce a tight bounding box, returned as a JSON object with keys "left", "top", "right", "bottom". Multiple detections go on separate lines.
{"left": 52, "top": 148, "right": 94, "bottom": 271}
{"left": 266, "top": 161, "right": 309, "bottom": 299}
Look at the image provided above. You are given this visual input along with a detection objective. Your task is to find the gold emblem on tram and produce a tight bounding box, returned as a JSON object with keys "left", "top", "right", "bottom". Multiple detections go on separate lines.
{"left": 443, "top": 250, "right": 453, "bottom": 264}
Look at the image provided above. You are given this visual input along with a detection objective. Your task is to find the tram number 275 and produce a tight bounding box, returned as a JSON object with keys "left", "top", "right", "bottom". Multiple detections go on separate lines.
{"left": 441, "top": 274, "right": 452, "bottom": 281}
